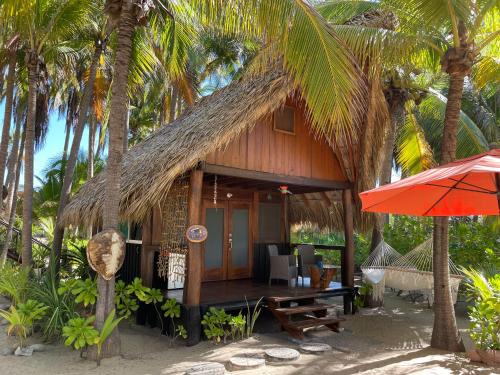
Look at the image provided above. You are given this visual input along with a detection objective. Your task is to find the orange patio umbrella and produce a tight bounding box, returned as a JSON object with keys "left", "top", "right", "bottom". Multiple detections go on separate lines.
{"left": 360, "top": 149, "right": 500, "bottom": 216}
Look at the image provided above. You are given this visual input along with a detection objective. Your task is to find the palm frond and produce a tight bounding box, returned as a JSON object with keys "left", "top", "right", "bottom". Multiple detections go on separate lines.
{"left": 396, "top": 100, "right": 435, "bottom": 174}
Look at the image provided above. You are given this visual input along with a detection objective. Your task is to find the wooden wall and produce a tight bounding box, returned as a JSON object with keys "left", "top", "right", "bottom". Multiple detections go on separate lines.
{"left": 205, "top": 100, "right": 346, "bottom": 182}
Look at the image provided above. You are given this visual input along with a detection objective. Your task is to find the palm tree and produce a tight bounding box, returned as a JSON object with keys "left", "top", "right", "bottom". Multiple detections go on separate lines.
{"left": 2, "top": 0, "right": 92, "bottom": 267}
{"left": 51, "top": 10, "right": 109, "bottom": 271}
{"left": 0, "top": 35, "right": 19, "bottom": 207}
{"left": 318, "top": 0, "right": 499, "bottom": 351}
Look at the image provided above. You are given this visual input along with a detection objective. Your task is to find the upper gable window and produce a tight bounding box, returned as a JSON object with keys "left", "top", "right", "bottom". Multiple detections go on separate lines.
{"left": 273, "top": 106, "right": 295, "bottom": 135}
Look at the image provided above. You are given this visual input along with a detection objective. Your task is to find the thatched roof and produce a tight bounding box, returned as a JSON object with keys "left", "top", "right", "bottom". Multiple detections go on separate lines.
{"left": 62, "top": 68, "right": 294, "bottom": 227}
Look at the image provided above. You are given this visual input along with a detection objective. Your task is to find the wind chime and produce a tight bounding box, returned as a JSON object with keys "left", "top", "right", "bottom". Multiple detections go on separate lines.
{"left": 213, "top": 174, "right": 217, "bottom": 205}
{"left": 157, "top": 180, "right": 189, "bottom": 282}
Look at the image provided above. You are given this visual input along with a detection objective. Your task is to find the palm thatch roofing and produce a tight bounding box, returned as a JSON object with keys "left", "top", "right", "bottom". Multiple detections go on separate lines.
{"left": 63, "top": 64, "right": 387, "bottom": 232}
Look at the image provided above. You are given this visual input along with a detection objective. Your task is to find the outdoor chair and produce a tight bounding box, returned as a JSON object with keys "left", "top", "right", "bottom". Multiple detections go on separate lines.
{"left": 267, "top": 244, "right": 297, "bottom": 286}
{"left": 297, "top": 244, "right": 323, "bottom": 284}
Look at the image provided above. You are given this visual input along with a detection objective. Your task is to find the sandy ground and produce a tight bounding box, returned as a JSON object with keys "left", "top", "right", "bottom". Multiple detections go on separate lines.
{"left": 0, "top": 291, "right": 498, "bottom": 375}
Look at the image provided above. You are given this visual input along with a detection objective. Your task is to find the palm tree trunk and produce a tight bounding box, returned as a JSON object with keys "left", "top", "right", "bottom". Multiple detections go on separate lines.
{"left": 88, "top": 116, "right": 96, "bottom": 180}
{"left": 90, "top": 2, "right": 137, "bottom": 360}
{"left": 123, "top": 98, "right": 129, "bottom": 153}
{"left": 370, "top": 96, "right": 404, "bottom": 252}
{"left": 169, "top": 85, "right": 178, "bottom": 122}
{"left": 430, "top": 71, "right": 466, "bottom": 352}
{"left": 22, "top": 52, "right": 40, "bottom": 268}
{"left": 51, "top": 45, "right": 102, "bottom": 271}
{"left": 0, "top": 128, "right": 25, "bottom": 267}
{"left": 3, "top": 117, "right": 22, "bottom": 219}
{"left": 62, "top": 118, "right": 72, "bottom": 163}
{"left": 0, "top": 47, "right": 17, "bottom": 212}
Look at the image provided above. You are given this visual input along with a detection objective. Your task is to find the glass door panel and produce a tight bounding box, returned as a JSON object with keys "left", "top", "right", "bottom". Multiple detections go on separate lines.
{"left": 203, "top": 206, "right": 225, "bottom": 281}
{"left": 228, "top": 203, "right": 251, "bottom": 279}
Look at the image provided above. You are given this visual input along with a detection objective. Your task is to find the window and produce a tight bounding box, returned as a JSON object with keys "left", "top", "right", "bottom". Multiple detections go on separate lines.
{"left": 273, "top": 106, "right": 295, "bottom": 134}
{"left": 119, "top": 222, "right": 143, "bottom": 244}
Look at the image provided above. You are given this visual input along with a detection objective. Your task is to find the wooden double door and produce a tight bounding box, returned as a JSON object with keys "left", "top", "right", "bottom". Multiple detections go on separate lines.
{"left": 202, "top": 199, "right": 252, "bottom": 281}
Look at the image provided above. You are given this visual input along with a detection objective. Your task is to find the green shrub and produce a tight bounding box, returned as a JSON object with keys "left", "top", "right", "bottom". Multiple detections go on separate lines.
{"left": 0, "top": 300, "right": 48, "bottom": 348}
{"left": 462, "top": 268, "right": 500, "bottom": 350}
{"left": 0, "top": 263, "right": 30, "bottom": 305}
{"left": 161, "top": 298, "right": 186, "bottom": 344}
{"left": 202, "top": 307, "right": 230, "bottom": 344}
{"left": 62, "top": 316, "right": 99, "bottom": 353}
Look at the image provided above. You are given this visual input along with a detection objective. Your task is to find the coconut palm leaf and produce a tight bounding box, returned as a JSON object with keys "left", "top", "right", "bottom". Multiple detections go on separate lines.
{"left": 396, "top": 100, "right": 435, "bottom": 175}
{"left": 418, "top": 90, "right": 490, "bottom": 159}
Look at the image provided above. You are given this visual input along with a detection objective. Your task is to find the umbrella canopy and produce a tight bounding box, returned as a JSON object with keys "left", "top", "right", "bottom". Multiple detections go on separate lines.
{"left": 360, "top": 149, "right": 500, "bottom": 216}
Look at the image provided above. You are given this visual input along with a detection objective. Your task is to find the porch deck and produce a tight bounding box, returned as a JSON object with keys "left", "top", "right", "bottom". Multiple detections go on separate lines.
{"left": 165, "top": 278, "right": 357, "bottom": 313}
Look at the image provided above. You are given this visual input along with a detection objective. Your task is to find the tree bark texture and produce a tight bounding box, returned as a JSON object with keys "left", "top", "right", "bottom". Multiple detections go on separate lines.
{"left": 51, "top": 46, "right": 101, "bottom": 271}
{"left": 0, "top": 129, "right": 25, "bottom": 267}
{"left": 22, "top": 52, "right": 39, "bottom": 267}
{"left": 90, "top": 2, "right": 137, "bottom": 360}
{"left": 0, "top": 48, "right": 17, "bottom": 211}
{"left": 430, "top": 71, "right": 466, "bottom": 352}
{"left": 4, "top": 117, "right": 22, "bottom": 217}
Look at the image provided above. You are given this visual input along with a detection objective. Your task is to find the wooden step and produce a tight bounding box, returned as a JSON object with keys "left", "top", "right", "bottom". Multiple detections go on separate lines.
{"left": 266, "top": 293, "right": 322, "bottom": 303}
{"left": 273, "top": 303, "right": 330, "bottom": 316}
{"left": 281, "top": 316, "right": 344, "bottom": 340}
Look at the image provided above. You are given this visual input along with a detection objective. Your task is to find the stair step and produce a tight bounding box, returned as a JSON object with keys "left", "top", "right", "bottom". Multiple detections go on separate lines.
{"left": 284, "top": 316, "right": 345, "bottom": 330}
{"left": 273, "top": 303, "right": 330, "bottom": 315}
{"left": 266, "top": 293, "right": 322, "bottom": 303}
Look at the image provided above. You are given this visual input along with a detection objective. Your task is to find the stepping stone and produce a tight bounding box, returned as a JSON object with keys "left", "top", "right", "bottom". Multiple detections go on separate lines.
{"left": 264, "top": 347, "right": 300, "bottom": 363}
{"left": 14, "top": 346, "right": 33, "bottom": 357}
{"left": 299, "top": 342, "right": 332, "bottom": 354}
{"left": 185, "top": 362, "right": 225, "bottom": 375}
{"left": 229, "top": 353, "right": 266, "bottom": 370}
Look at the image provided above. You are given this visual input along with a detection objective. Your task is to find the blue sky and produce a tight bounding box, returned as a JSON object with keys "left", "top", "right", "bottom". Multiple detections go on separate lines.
{"left": 0, "top": 100, "right": 90, "bottom": 187}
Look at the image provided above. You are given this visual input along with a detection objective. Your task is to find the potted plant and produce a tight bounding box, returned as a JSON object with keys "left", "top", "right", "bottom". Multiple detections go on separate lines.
{"left": 462, "top": 268, "right": 500, "bottom": 365}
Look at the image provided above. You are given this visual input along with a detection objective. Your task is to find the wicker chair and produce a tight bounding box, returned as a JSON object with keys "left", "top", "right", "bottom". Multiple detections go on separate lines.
{"left": 297, "top": 244, "right": 323, "bottom": 284}
{"left": 267, "top": 245, "right": 297, "bottom": 286}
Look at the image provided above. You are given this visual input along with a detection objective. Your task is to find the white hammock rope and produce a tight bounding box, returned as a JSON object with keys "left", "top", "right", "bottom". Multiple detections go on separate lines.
{"left": 362, "top": 238, "right": 464, "bottom": 306}
{"left": 361, "top": 240, "right": 402, "bottom": 302}
{"left": 385, "top": 238, "right": 463, "bottom": 305}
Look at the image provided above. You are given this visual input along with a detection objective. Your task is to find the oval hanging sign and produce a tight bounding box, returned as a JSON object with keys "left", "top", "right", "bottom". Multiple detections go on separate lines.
{"left": 185, "top": 225, "right": 208, "bottom": 243}
{"left": 87, "top": 229, "right": 126, "bottom": 280}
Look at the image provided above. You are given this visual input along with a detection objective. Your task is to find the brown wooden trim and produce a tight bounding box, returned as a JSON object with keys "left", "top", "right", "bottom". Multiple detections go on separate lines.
{"left": 202, "top": 163, "right": 351, "bottom": 190}
{"left": 342, "top": 189, "right": 355, "bottom": 289}
{"left": 183, "top": 170, "right": 204, "bottom": 306}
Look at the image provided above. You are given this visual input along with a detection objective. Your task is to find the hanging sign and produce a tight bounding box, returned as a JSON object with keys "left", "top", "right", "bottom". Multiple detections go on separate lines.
{"left": 185, "top": 224, "right": 208, "bottom": 243}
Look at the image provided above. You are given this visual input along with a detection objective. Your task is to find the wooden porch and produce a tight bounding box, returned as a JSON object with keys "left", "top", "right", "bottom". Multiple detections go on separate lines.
{"left": 165, "top": 278, "right": 357, "bottom": 313}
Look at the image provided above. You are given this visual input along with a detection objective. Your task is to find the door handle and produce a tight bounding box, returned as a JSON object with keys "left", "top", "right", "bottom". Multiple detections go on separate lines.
{"left": 229, "top": 233, "right": 233, "bottom": 250}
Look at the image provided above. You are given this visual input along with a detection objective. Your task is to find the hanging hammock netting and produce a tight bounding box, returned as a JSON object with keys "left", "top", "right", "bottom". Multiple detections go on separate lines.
{"left": 361, "top": 241, "right": 402, "bottom": 302}
{"left": 361, "top": 238, "right": 464, "bottom": 305}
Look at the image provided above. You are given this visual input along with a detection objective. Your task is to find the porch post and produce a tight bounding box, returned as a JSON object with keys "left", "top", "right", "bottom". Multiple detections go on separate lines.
{"left": 183, "top": 169, "right": 203, "bottom": 345}
{"left": 342, "top": 188, "right": 355, "bottom": 314}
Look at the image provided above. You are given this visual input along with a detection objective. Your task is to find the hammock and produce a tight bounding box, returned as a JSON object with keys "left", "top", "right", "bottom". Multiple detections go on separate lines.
{"left": 384, "top": 238, "right": 463, "bottom": 305}
{"left": 361, "top": 240, "right": 402, "bottom": 302}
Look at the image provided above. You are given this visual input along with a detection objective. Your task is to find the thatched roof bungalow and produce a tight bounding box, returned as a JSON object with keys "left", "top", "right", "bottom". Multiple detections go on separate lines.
{"left": 63, "top": 66, "right": 387, "bottom": 344}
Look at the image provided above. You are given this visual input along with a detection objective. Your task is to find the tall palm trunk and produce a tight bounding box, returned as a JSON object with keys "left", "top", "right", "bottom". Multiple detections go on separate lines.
{"left": 0, "top": 45, "right": 18, "bottom": 211}
{"left": 22, "top": 51, "right": 39, "bottom": 267}
{"left": 62, "top": 119, "right": 71, "bottom": 163}
{"left": 90, "top": 2, "right": 138, "bottom": 360}
{"left": 0, "top": 128, "right": 25, "bottom": 267}
{"left": 169, "top": 85, "right": 178, "bottom": 122}
{"left": 51, "top": 45, "right": 102, "bottom": 271}
{"left": 88, "top": 116, "right": 95, "bottom": 179}
{"left": 431, "top": 48, "right": 468, "bottom": 351}
{"left": 370, "top": 94, "right": 404, "bottom": 252}
{"left": 4, "top": 116, "right": 22, "bottom": 218}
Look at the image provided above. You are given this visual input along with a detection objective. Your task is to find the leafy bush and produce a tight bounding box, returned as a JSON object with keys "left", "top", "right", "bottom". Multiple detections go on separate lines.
{"left": 62, "top": 316, "right": 99, "bottom": 353}
{"left": 462, "top": 268, "right": 500, "bottom": 350}
{"left": 161, "top": 298, "right": 186, "bottom": 344}
{"left": 0, "top": 263, "right": 30, "bottom": 305}
{"left": 202, "top": 307, "right": 230, "bottom": 344}
{"left": 0, "top": 300, "right": 48, "bottom": 347}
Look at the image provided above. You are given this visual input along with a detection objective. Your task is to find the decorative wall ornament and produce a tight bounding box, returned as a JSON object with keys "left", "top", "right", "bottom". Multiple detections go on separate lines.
{"left": 185, "top": 224, "right": 208, "bottom": 243}
{"left": 157, "top": 178, "right": 189, "bottom": 282}
{"left": 87, "top": 229, "right": 126, "bottom": 280}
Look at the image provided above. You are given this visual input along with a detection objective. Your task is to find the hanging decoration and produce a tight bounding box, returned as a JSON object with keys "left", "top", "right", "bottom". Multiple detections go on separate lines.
{"left": 157, "top": 178, "right": 190, "bottom": 283}
{"left": 213, "top": 174, "right": 218, "bottom": 205}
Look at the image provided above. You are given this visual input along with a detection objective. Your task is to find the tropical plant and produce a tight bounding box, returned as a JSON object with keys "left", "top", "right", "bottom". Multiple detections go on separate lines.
{"left": 201, "top": 307, "right": 231, "bottom": 344}
{"left": 0, "top": 300, "right": 48, "bottom": 348}
{"left": 71, "top": 278, "right": 98, "bottom": 308}
{"left": 245, "top": 297, "right": 262, "bottom": 339}
{"left": 95, "top": 309, "right": 124, "bottom": 366}
{"left": 62, "top": 315, "right": 99, "bottom": 355}
{"left": 29, "top": 259, "right": 79, "bottom": 340}
{"left": 229, "top": 313, "right": 246, "bottom": 341}
{"left": 161, "top": 297, "right": 186, "bottom": 344}
{"left": 462, "top": 268, "right": 500, "bottom": 350}
{"left": 0, "top": 263, "right": 30, "bottom": 305}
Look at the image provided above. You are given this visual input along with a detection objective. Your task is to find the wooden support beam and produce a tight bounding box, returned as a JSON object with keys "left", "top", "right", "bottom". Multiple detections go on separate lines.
{"left": 282, "top": 194, "right": 290, "bottom": 245}
{"left": 342, "top": 188, "right": 355, "bottom": 314}
{"left": 183, "top": 169, "right": 203, "bottom": 345}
